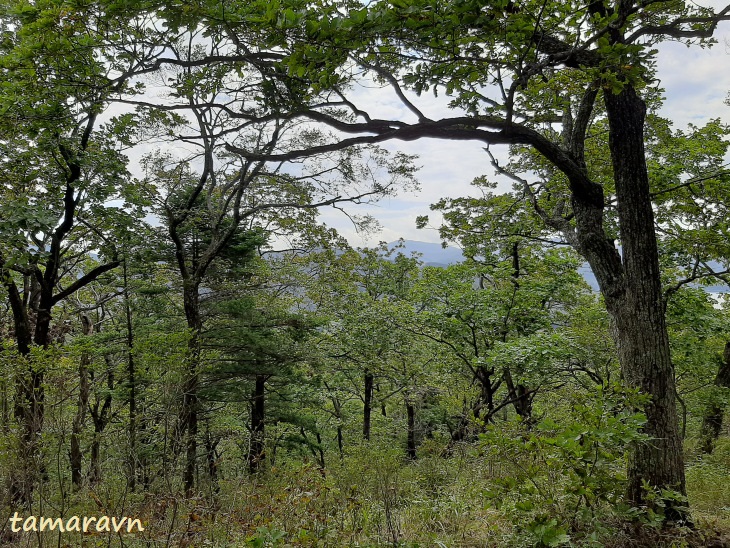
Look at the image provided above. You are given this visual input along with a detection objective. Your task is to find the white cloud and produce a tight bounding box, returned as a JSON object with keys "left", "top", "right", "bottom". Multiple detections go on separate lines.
{"left": 655, "top": 29, "right": 730, "bottom": 128}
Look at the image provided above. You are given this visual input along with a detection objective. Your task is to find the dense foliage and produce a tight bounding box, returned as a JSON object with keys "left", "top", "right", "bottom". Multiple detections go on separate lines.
{"left": 1, "top": 0, "right": 730, "bottom": 546}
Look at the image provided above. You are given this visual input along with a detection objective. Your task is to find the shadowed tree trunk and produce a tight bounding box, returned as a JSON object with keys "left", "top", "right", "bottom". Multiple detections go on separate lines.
{"left": 334, "top": 398, "right": 344, "bottom": 459}
{"left": 474, "top": 366, "right": 496, "bottom": 422}
{"left": 248, "top": 374, "right": 266, "bottom": 473}
{"left": 3, "top": 260, "right": 36, "bottom": 505}
{"left": 70, "top": 315, "right": 93, "bottom": 489}
{"left": 405, "top": 397, "right": 416, "bottom": 460}
{"left": 700, "top": 341, "right": 730, "bottom": 454}
{"left": 602, "top": 84, "right": 686, "bottom": 517}
{"left": 363, "top": 370, "right": 374, "bottom": 440}
{"left": 323, "top": 381, "right": 345, "bottom": 459}
{"left": 0, "top": 378, "right": 7, "bottom": 433}
{"left": 181, "top": 280, "right": 202, "bottom": 493}
{"left": 89, "top": 355, "right": 114, "bottom": 485}
{"left": 122, "top": 258, "right": 138, "bottom": 491}
{"left": 204, "top": 419, "right": 221, "bottom": 493}
{"left": 503, "top": 368, "right": 534, "bottom": 426}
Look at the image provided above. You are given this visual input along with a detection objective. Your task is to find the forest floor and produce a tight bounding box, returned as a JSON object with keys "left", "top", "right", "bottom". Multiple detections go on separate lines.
{"left": 3, "top": 437, "right": 730, "bottom": 547}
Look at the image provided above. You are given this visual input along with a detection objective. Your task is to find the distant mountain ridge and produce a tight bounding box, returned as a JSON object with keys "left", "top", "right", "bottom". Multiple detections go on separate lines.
{"left": 388, "top": 240, "right": 727, "bottom": 294}
{"left": 387, "top": 240, "right": 465, "bottom": 266}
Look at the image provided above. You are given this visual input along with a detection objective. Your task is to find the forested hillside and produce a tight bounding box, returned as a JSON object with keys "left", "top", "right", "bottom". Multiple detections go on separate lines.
{"left": 1, "top": 0, "right": 730, "bottom": 546}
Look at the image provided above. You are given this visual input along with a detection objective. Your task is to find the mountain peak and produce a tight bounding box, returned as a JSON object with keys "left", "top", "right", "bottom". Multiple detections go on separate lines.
{"left": 387, "top": 240, "right": 465, "bottom": 266}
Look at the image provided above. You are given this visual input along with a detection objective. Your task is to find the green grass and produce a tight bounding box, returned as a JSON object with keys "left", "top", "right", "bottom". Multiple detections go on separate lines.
{"left": 3, "top": 439, "right": 730, "bottom": 547}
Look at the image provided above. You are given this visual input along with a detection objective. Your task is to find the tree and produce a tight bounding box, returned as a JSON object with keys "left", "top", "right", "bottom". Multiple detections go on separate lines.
{"left": 118, "top": 13, "right": 420, "bottom": 488}
{"left": 1, "top": 0, "right": 728, "bottom": 528}
{"left": 142, "top": 138, "right": 414, "bottom": 490}
{"left": 0, "top": 0, "right": 157, "bottom": 503}
{"left": 202, "top": 0, "right": 730, "bottom": 518}
{"left": 406, "top": 247, "right": 587, "bottom": 436}
{"left": 204, "top": 290, "right": 316, "bottom": 473}
{"left": 308, "top": 242, "right": 423, "bottom": 443}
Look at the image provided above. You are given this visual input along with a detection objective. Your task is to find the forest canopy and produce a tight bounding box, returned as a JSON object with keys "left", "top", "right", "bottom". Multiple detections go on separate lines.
{"left": 1, "top": 0, "right": 730, "bottom": 546}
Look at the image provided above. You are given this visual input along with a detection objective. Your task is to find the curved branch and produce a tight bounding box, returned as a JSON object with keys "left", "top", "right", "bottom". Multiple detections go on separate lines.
{"left": 226, "top": 112, "right": 603, "bottom": 207}
{"left": 52, "top": 261, "right": 121, "bottom": 306}
{"left": 626, "top": 6, "right": 730, "bottom": 43}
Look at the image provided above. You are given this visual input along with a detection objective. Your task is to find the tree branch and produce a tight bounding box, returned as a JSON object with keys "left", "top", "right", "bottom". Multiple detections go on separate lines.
{"left": 627, "top": 6, "right": 730, "bottom": 43}
{"left": 52, "top": 261, "right": 121, "bottom": 306}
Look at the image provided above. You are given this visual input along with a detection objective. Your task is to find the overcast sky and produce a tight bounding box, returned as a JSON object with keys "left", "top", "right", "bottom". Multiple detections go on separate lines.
{"left": 117, "top": 8, "right": 730, "bottom": 250}
{"left": 318, "top": 17, "right": 730, "bottom": 247}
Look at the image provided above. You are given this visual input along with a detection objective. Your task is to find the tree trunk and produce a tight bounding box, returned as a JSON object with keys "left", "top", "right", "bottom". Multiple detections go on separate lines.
{"left": 337, "top": 425, "right": 344, "bottom": 459}
{"left": 70, "top": 315, "right": 93, "bottom": 489}
{"left": 332, "top": 396, "right": 344, "bottom": 459}
{"left": 405, "top": 398, "right": 417, "bottom": 460}
{"left": 603, "top": 84, "right": 686, "bottom": 518}
{"left": 316, "top": 431, "right": 325, "bottom": 470}
{"left": 0, "top": 319, "right": 9, "bottom": 431}
{"left": 138, "top": 410, "right": 151, "bottom": 491}
{"left": 182, "top": 371, "right": 199, "bottom": 492}
{"left": 0, "top": 377, "right": 8, "bottom": 433}
{"left": 88, "top": 355, "right": 114, "bottom": 485}
{"left": 363, "top": 370, "right": 373, "bottom": 440}
{"left": 181, "top": 281, "right": 202, "bottom": 494}
{"left": 89, "top": 428, "right": 103, "bottom": 485}
{"left": 3, "top": 268, "right": 37, "bottom": 505}
{"left": 248, "top": 375, "right": 266, "bottom": 473}
{"left": 545, "top": 78, "right": 688, "bottom": 520}
{"left": 503, "top": 368, "right": 533, "bottom": 425}
{"left": 123, "top": 259, "right": 138, "bottom": 491}
{"left": 474, "top": 366, "right": 496, "bottom": 422}
{"left": 500, "top": 243, "right": 533, "bottom": 426}
{"left": 700, "top": 341, "right": 730, "bottom": 454}
{"left": 12, "top": 367, "right": 43, "bottom": 505}
{"left": 301, "top": 426, "right": 326, "bottom": 470}
{"left": 204, "top": 420, "right": 220, "bottom": 493}
{"left": 447, "top": 396, "right": 476, "bottom": 446}
{"left": 324, "top": 382, "right": 344, "bottom": 459}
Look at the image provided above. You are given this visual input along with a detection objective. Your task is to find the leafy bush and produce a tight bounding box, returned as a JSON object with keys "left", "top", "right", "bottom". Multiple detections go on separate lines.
{"left": 480, "top": 384, "right": 649, "bottom": 545}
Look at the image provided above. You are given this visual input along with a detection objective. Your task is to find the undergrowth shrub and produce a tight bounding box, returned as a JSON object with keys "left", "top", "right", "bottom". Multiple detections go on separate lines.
{"left": 480, "top": 384, "right": 649, "bottom": 546}
{"left": 686, "top": 438, "right": 730, "bottom": 529}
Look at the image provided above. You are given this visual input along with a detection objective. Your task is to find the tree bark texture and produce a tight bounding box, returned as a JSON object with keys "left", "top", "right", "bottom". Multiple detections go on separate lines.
{"left": 602, "top": 84, "right": 686, "bottom": 512}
